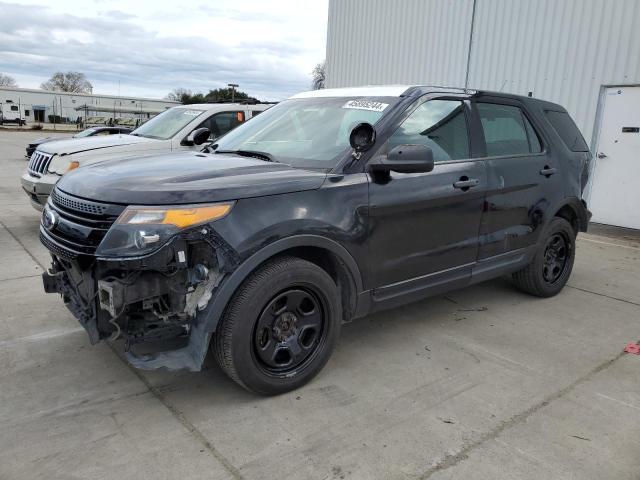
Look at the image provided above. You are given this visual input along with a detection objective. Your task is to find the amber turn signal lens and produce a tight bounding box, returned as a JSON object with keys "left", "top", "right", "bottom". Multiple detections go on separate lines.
{"left": 163, "top": 204, "right": 233, "bottom": 228}
{"left": 65, "top": 161, "right": 80, "bottom": 172}
{"left": 116, "top": 203, "right": 234, "bottom": 228}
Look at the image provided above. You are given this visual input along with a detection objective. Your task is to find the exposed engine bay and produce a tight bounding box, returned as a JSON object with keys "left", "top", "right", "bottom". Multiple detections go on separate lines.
{"left": 42, "top": 227, "right": 239, "bottom": 371}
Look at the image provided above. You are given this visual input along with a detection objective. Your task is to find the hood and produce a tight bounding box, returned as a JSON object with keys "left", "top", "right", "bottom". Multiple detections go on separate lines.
{"left": 57, "top": 151, "right": 327, "bottom": 204}
{"left": 37, "top": 134, "right": 154, "bottom": 155}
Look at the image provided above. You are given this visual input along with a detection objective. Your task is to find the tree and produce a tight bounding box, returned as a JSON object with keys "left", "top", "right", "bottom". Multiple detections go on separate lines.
{"left": 203, "top": 88, "right": 251, "bottom": 103}
{"left": 41, "top": 72, "right": 93, "bottom": 93}
{"left": 311, "top": 61, "right": 326, "bottom": 90}
{"left": 0, "top": 73, "right": 17, "bottom": 87}
{"left": 166, "top": 87, "right": 257, "bottom": 104}
{"left": 165, "top": 88, "right": 192, "bottom": 103}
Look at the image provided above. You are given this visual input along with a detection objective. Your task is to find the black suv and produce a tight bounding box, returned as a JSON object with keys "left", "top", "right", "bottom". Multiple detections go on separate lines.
{"left": 40, "top": 86, "right": 591, "bottom": 394}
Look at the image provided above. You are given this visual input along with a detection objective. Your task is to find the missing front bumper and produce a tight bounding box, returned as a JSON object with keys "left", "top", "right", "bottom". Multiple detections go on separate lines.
{"left": 42, "top": 229, "right": 238, "bottom": 371}
{"left": 42, "top": 267, "right": 101, "bottom": 344}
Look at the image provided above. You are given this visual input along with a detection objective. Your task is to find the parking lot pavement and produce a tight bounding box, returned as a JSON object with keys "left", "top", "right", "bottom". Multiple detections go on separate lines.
{"left": 1, "top": 130, "right": 639, "bottom": 480}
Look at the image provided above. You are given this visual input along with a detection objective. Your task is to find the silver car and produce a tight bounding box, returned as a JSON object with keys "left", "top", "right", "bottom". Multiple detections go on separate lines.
{"left": 21, "top": 103, "right": 270, "bottom": 210}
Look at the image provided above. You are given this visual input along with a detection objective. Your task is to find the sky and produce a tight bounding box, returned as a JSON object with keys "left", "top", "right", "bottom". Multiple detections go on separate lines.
{"left": 0, "top": 0, "right": 329, "bottom": 101}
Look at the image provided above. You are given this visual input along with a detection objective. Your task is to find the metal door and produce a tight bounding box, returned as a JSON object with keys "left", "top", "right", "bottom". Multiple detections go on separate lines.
{"left": 590, "top": 87, "right": 640, "bottom": 229}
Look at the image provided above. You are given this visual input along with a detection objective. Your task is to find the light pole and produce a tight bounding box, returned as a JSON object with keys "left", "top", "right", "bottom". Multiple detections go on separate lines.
{"left": 228, "top": 83, "right": 239, "bottom": 103}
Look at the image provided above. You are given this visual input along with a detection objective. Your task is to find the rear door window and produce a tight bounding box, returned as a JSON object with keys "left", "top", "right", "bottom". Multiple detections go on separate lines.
{"left": 544, "top": 110, "right": 589, "bottom": 152}
{"left": 477, "top": 103, "right": 542, "bottom": 156}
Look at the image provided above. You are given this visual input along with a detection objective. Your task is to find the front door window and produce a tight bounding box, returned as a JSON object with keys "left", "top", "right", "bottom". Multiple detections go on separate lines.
{"left": 388, "top": 100, "right": 470, "bottom": 161}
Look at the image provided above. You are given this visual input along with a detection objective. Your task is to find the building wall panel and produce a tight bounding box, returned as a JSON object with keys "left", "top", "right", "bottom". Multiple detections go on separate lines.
{"left": 326, "top": 0, "right": 640, "bottom": 145}
{"left": 467, "top": 0, "right": 640, "bottom": 144}
{"left": 326, "top": 0, "right": 474, "bottom": 88}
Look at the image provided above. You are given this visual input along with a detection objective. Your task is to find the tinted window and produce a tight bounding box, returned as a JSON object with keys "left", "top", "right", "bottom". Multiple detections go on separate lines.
{"left": 545, "top": 110, "right": 589, "bottom": 152}
{"left": 200, "top": 111, "right": 244, "bottom": 139}
{"left": 10, "top": 105, "right": 18, "bottom": 111}
{"left": 389, "top": 100, "right": 469, "bottom": 161}
{"left": 524, "top": 115, "right": 542, "bottom": 153}
{"left": 213, "top": 111, "right": 244, "bottom": 136}
{"left": 478, "top": 103, "right": 541, "bottom": 156}
{"left": 74, "top": 128, "right": 98, "bottom": 138}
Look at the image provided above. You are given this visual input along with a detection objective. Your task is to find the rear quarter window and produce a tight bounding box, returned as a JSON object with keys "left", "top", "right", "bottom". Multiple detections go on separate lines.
{"left": 544, "top": 110, "right": 589, "bottom": 152}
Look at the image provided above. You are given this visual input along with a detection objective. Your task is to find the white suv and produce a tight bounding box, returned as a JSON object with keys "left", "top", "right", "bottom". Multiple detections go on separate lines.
{"left": 21, "top": 103, "right": 271, "bottom": 210}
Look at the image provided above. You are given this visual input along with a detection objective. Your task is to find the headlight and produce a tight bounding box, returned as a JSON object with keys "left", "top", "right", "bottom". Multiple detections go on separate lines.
{"left": 48, "top": 156, "right": 80, "bottom": 175}
{"left": 96, "top": 202, "right": 234, "bottom": 257}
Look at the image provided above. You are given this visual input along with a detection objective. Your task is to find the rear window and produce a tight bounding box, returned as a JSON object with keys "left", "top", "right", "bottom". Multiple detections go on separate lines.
{"left": 544, "top": 110, "right": 589, "bottom": 152}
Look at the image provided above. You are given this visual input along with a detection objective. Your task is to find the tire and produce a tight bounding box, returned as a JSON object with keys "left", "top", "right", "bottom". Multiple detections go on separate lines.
{"left": 512, "top": 217, "right": 576, "bottom": 297}
{"left": 212, "top": 256, "right": 341, "bottom": 395}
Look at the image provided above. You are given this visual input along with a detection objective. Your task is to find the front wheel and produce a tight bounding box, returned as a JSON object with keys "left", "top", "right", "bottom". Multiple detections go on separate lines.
{"left": 512, "top": 217, "right": 576, "bottom": 297}
{"left": 212, "top": 256, "right": 341, "bottom": 395}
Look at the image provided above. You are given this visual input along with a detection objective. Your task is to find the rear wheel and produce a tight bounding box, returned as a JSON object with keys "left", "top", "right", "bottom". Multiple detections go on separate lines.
{"left": 512, "top": 217, "right": 576, "bottom": 297}
{"left": 212, "top": 256, "right": 341, "bottom": 395}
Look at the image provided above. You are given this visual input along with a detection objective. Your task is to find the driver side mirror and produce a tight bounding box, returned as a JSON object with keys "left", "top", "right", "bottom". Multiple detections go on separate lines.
{"left": 349, "top": 122, "right": 376, "bottom": 152}
{"left": 368, "top": 144, "right": 435, "bottom": 173}
{"left": 182, "top": 127, "right": 211, "bottom": 146}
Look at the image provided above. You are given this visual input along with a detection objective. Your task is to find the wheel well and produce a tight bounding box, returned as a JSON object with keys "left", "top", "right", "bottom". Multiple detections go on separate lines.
{"left": 277, "top": 246, "right": 357, "bottom": 322}
{"left": 554, "top": 204, "right": 579, "bottom": 234}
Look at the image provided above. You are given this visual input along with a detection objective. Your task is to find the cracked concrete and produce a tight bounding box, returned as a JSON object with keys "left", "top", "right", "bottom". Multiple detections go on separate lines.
{"left": 419, "top": 350, "right": 626, "bottom": 479}
{"left": 1, "top": 131, "right": 639, "bottom": 480}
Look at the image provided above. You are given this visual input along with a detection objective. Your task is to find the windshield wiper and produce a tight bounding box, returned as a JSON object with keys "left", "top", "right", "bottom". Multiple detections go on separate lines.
{"left": 215, "top": 149, "right": 275, "bottom": 162}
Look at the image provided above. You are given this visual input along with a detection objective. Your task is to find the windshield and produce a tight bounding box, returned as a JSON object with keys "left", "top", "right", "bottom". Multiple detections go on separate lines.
{"left": 131, "top": 107, "right": 205, "bottom": 140}
{"left": 214, "top": 97, "right": 399, "bottom": 169}
{"left": 74, "top": 128, "right": 98, "bottom": 138}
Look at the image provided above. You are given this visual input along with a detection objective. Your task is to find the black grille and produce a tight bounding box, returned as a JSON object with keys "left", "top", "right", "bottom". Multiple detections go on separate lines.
{"left": 40, "top": 189, "right": 125, "bottom": 257}
{"left": 39, "top": 230, "right": 78, "bottom": 259}
{"left": 51, "top": 189, "right": 109, "bottom": 216}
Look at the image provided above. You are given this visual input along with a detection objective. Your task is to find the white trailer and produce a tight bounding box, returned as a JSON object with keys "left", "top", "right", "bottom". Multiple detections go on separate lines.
{"left": 0, "top": 101, "right": 26, "bottom": 125}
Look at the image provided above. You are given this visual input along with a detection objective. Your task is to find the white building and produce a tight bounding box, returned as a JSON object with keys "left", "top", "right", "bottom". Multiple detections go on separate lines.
{"left": 0, "top": 86, "right": 179, "bottom": 125}
{"left": 325, "top": 0, "right": 640, "bottom": 229}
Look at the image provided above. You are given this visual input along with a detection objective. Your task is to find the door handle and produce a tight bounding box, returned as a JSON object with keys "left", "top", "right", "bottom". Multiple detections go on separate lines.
{"left": 453, "top": 177, "right": 480, "bottom": 190}
{"left": 539, "top": 166, "right": 557, "bottom": 177}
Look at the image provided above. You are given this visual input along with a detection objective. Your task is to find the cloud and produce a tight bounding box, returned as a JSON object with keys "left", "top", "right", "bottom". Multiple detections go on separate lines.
{"left": 101, "top": 9, "right": 136, "bottom": 20}
{"left": 0, "top": 1, "right": 327, "bottom": 100}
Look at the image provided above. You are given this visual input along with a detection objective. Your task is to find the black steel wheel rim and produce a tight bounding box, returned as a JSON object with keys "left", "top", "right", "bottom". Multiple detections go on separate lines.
{"left": 252, "top": 287, "right": 327, "bottom": 376}
{"left": 542, "top": 233, "right": 570, "bottom": 284}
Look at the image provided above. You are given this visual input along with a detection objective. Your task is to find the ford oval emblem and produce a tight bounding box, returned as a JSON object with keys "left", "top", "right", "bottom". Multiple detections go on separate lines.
{"left": 43, "top": 209, "right": 58, "bottom": 231}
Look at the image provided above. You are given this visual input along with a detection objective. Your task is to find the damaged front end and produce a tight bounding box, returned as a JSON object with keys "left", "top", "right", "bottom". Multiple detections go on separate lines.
{"left": 40, "top": 188, "right": 238, "bottom": 371}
